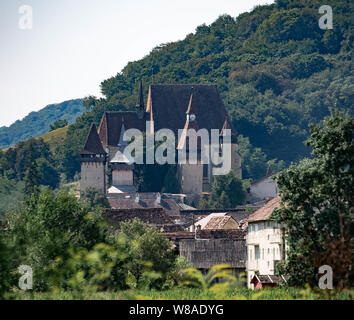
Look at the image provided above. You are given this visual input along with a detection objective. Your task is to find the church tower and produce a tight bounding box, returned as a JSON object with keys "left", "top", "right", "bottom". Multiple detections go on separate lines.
{"left": 177, "top": 91, "right": 204, "bottom": 195}
{"left": 80, "top": 124, "right": 107, "bottom": 194}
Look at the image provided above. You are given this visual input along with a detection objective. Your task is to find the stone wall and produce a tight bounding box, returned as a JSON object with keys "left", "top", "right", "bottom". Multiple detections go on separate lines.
{"left": 81, "top": 161, "right": 105, "bottom": 193}
{"left": 179, "top": 238, "right": 247, "bottom": 269}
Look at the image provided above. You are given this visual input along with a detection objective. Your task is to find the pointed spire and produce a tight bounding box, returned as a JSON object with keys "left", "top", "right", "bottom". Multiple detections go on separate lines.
{"left": 177, "top": 93, "right": 200, "bottom": 151}
{"left": 81, "top": 123, "right": 106, "bottom": 155}
{"left": 136, "top": 80, "right": 144, "bottom": 110}
{"left": 220, "top": 117, "right": 238, "bottom": 143}
{"left": 118, "top": 122, "right": 127, "bottom": 148}
{"left": 186, "top": 88, "right": 197, "bottom": 116}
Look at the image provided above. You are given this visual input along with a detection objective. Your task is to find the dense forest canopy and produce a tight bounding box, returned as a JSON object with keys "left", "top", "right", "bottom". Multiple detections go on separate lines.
{"left": 56, "top": 0, "right": 353, "bottom": 180}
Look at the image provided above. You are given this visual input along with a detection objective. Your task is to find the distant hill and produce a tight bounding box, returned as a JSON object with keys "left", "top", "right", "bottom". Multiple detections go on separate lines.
{"left": 0, "top": 99, "right": 85, "bottom": 149}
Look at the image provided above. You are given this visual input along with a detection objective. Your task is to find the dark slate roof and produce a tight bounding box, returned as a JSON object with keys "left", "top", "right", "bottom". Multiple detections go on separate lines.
{"left": 94, "top": 84, "right": 237, "bottom": 149}
{"left": 147, "top": 84, "right": 234, "bottom": 136}
{"left": 80, "top": 124, "right": 106, "bottom": 155}
{"left": 105, "top": 207, "right": 175, "bottom": 226}
{"left": 108, "top": 197, "right": 181, "bottom": 217}
{"left": 98, "top": 111, "right": 146, "bottom": 147}
{"left": 197, "top": 229, "right": 246, "bottom": 239}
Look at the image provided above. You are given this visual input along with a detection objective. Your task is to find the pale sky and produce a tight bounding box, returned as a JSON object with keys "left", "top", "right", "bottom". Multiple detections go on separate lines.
{"left": 0, "top": 0, "right": 273, "bottom": 127}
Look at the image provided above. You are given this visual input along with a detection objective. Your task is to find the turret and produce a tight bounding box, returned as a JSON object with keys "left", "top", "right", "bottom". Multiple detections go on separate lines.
{"left": 80, "top": 124, "right": 107, "bottom": 194}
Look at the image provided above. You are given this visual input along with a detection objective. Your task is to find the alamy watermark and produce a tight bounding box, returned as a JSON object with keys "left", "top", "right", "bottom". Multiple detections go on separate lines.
{"left": 18, "top": 265, "right": 33, "bottom": 290}
{"left": 18, "top": 5, "right": 33, "bottom": 30}
{"left": 119, "top": 122, "right": 232, "bottom": 176}
{"left": 319, "top": 5, "right": 333, "bottom": 30}
{"left": 318, "top": 265, "right": 333, "bottom": 289}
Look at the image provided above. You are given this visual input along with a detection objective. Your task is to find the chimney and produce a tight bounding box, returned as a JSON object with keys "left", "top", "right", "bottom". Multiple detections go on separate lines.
{"left": 135, "top": 193, "right": 140, "bottom": 203}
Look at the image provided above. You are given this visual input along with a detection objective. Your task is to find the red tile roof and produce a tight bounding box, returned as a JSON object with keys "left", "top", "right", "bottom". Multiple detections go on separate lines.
{"left": 204, "top": 216, "right": 238, "bottom": 230}
{"left": 247, "top": 196, "right": 281, "bottom": 222}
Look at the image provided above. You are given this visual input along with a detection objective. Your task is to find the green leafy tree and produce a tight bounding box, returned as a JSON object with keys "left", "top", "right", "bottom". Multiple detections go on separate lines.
{"left": 81, "top": 187, "right": 109, "bottom": 209}
{"left": 49, "top": 240, "right": 130, "bottom": 293}
{"left": 199, "top": 172, "right": 245, "bottom": 209}
{"left": 0, "top": 236, "right": 11, "bottom": 299}
{"left": 6, "top": 188, "right": 107, "bottom": 290}
{"left": 116, "top": 218, "right": 176, "bottom": 289}
{"left": 36, "top": 158, "right": 60, "bottom": 189}
{"left": 24, "top": 161, "right": 41, "bottom": 198}
{"left": 272, "top": 111, "right": 354, "bottom": 288}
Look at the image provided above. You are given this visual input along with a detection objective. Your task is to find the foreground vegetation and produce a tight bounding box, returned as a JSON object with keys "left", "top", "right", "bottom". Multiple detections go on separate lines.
{"left": 7, "top": 287, "right": 354, "bottom": 300}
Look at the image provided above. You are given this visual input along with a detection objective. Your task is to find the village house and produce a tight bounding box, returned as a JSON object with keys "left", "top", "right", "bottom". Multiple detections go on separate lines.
{"left": 80, "top": 83, "right": 242, "bottom": 198}
{"left": 246, "top": 196, "right": 287, "bottom": 289}
{"left": 178, "top": 230, "right": 247, "bottom": 279}
{"left": 189, "top": 210, "right": 252, "bottom": 232}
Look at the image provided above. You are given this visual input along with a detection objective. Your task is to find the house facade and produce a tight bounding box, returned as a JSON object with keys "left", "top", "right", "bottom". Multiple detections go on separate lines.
{"left": 246, "top": 196, "right": 287, "bottom": 289}
{"left": 80, "top": 82, "right": 242, "bottom": 197}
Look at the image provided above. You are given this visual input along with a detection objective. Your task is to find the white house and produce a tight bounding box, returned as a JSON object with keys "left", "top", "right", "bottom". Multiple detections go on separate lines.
{"left": 246, "top": 196, "right": 287, "bottom": 289}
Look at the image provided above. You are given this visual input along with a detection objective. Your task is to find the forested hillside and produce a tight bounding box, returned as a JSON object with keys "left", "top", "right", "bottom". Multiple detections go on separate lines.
{"left": 1, "top": 0, "right": 353, "bottom": 186}
{"left": 55, "top": 0, "right": 353, "bottom": 180}
{"left": 0, "top": 99, "right": 84, "bottom": 149}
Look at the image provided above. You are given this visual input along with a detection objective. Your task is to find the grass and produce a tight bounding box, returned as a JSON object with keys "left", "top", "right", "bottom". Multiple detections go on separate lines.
{"left": 7, "top": 287, "right": 354, "bottom": 300}
{"left": 40, "top": 126, "right": 68, "bottom": 150}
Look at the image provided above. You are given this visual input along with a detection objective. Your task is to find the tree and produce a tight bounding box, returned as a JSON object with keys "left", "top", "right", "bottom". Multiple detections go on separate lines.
{"left": 199, "top": 172, "right": 245, "bottom": 209}
{"left": 0, "top": 236, "right": 11, "bottom": 299}
{"left": 272, "top": 111, "right": 354, "bottom": 288}
{"left": 24, "top": 160, "right": 41, "bottom": 198}
{"left": 116, "top": 218, "right": 176, "bottom": 289}
{"left": 238, "top": 134, "right": 285, "bottom": 180}
{"left": 6, "top": 188, "right": 107, "bottom": 290}
{"left": 81, "top": 187, "right": 109, "bottom": 209}
{"left": 36, "top": 158, "right": 60, "bottom": 189}
{"left": 50, "top": 119, "right": 68, "bottom": 131}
